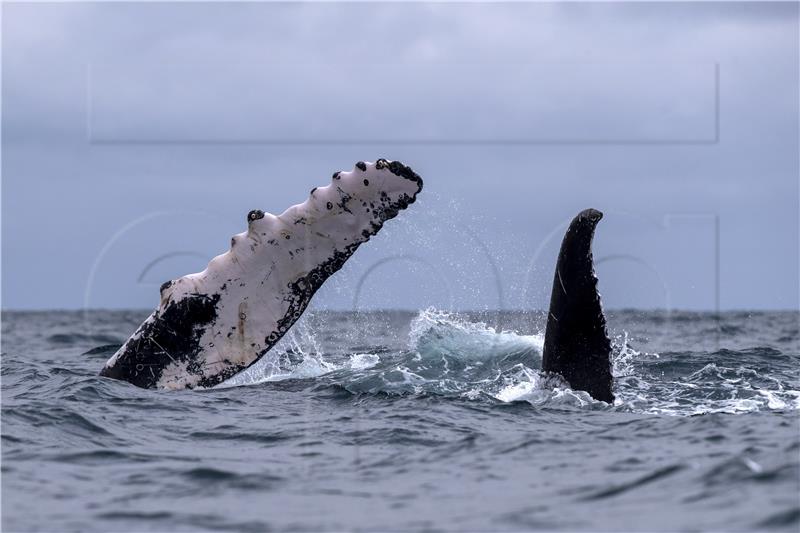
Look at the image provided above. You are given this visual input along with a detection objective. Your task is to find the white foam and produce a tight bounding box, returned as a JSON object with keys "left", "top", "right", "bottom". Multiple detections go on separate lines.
{"left": 348, "top": 353, "right": 380, "bottom": 371}
{"left": 410, "top": 307, "right": 543, "bottom": 362}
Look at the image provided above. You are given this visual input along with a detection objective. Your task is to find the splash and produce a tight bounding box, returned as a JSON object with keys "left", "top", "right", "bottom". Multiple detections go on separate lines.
{"left": 221, "top": 308, "right": 798, "bottom": 416}
{"left": 221, "top": 314, "right": 384, "bottom": 388}
{"left": 409, "top": 307, "right": 543, "bottom": 362}
{"left": 220, "top": 317, "right": 333, "bottom": 387}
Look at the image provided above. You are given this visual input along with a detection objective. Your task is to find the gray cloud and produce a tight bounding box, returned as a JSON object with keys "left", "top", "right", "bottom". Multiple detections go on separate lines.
{"left": 2, "top": 2, "right": 798, "bottom": 311}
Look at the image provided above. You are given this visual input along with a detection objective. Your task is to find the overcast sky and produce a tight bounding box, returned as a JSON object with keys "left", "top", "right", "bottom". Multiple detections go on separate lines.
{"left": 2, "top": 2, "right": 798, "bottom": 311}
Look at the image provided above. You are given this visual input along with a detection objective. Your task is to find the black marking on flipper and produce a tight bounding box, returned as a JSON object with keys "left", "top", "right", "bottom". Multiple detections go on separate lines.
{"left": 336, "top": 187, "right": 353, "bottom": 214}
{"left": 386, "top": 161, "right": 423, "bottom": 193}
{"left": 248, "top": 210, "right": 265, "bottom": 222}
{"left": 541, "top": 208, "right": 614, "bottom": 403}
{"left": 99, "top": 293, "right": 222, "bottom": 389}
{"left": 356, "top": 161, "right": 367, "bottom": 171}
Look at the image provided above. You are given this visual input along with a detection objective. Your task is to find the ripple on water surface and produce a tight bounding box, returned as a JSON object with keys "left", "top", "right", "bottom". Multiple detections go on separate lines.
{"left": 1, "top": 309, "right": 798, "bottom": 531}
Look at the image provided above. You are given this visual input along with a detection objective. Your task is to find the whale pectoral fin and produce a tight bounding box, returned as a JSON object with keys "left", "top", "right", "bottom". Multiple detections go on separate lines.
{"left": 541, "top": 208, "right": 614, "bottom": 403}
{"left": 100, "top": 160, "right": 423, "bottom": 390}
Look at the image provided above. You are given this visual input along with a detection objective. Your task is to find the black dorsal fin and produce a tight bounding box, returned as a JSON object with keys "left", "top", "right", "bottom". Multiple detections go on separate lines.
{"left": 542, "top": 208, "right": 614, "bottom": 402}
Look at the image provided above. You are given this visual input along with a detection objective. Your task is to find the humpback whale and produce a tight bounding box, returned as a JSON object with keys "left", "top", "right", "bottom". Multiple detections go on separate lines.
{"left": 100, "top": 160, "right": 423, "bottom": 390}
{"left": 542, "top": 208, "right": 614, "bottom": 403}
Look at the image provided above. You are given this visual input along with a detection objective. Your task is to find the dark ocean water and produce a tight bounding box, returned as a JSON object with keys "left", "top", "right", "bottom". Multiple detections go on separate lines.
{"left": 2, "top": 309, "right": 798, "bottom": 532}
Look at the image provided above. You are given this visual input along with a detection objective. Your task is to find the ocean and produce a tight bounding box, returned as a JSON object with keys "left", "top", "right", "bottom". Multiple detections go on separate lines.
{"left": 2, "top": 308, "right": 798, "bottom": 531}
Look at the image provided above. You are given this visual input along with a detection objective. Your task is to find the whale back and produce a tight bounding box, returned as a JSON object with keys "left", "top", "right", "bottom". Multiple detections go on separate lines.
{"left": 542, "top": 208, "right": 614, "bottom": 403}
{"left": 100, "top": 160, "right": 423, "bottom": 390}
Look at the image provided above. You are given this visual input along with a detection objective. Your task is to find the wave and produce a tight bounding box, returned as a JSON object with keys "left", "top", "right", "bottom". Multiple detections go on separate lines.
{"left": 220, "top": 307, "right": 799, "bottom": 416}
